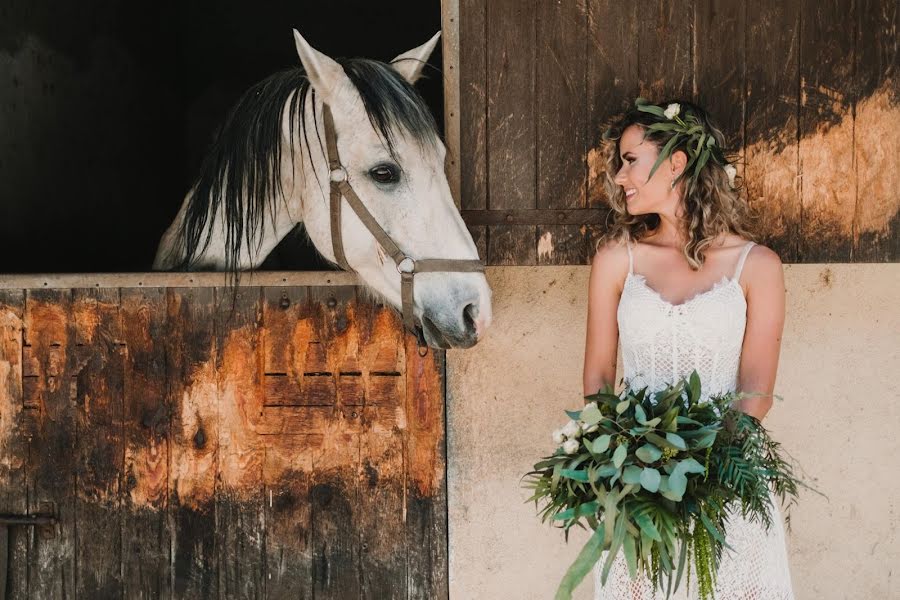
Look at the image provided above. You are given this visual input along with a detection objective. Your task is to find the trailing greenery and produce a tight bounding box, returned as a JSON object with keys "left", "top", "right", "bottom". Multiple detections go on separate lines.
{"left": 523, "top": 370, "right": 820, "bottom": 600}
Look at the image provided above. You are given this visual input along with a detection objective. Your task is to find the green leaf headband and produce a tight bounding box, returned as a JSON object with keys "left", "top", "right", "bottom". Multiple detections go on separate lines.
{"left": 633, "top": 98, "right": 733, "bottom": 191}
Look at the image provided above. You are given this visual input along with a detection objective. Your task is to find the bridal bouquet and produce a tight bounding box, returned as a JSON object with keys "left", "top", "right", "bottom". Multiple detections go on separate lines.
{"left": 523, "top": 371, "right": 811, "bottom": 600}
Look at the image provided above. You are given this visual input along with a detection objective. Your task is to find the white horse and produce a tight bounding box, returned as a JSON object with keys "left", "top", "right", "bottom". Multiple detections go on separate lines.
{"left": 153, "top": 30, "right": 491, "bottom": 349}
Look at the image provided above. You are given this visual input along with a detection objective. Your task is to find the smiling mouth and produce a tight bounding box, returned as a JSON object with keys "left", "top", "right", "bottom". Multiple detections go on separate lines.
{"left": 625, "top": 189, "right": 637, "bottom": 199}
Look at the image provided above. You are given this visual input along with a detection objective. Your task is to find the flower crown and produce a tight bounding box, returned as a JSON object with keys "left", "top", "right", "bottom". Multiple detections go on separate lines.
{"left": 634, "top": 98, "right": 736, "bottom": 190}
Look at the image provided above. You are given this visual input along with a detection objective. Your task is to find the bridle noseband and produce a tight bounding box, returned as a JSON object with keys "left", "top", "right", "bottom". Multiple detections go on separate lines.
{"left": 322, "top": 104, "right": 485, "bottom": 349}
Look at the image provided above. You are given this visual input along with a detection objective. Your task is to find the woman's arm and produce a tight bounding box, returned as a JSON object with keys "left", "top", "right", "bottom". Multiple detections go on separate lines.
{"left": 735, "top": 245, "right": 787, "bottom": 421}
{"left": 583, "top": 241, "right": 627, "bottom": 397}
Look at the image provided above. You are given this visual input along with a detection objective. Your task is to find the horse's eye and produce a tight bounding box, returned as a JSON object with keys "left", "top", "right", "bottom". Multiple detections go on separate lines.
{"left": 369, "top": 164, "right": 400, "bottom": 184}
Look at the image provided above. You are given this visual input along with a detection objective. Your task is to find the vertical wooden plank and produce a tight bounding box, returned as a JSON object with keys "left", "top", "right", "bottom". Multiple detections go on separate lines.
{"left": 261, "top": 285, "right": 314, "bottom": 599}
{"left": 799, "top": 0, "right": 855, "bottom": 261}
{"left": 357, "top": 301, "right": 406, "bottom": 600}
{"left": 121, "top": 287, "right": 170, "bottom": 598}
{"left": 73, "top": 288, "right": 124, "bottom": 598}
{"left": 442, "top": 0, "right": 463, "bottom": 206}
{"left": 586, "top": 1, "right": 640, "bottom": 257}
{"left": 0, "top": 289, "right": 28, "bottom": 597}
{"left": 638, "top": 0, "right": 693, "bottom": 100}
{"left": 459, "top": 0, "right": 490, "bottom": 264}
{"left": 854, "top": 0, "right": 900, "bottom": 261}
{"left": 405, "top": 341, "right": 448, "bottom": 598}
{"left": 537, "top": 0, "right": 590, "bottom": 265}
{"left": 22, "top": 288, "right": 75, "bottom": 599}
{"left": 215, "top": 287, "right": 266, "bottom": 599}
{"left": 459, "top": 0, "right": 487, "bottom": 212}
{"left": 309, "top": 286, "right": 361, "bottom": 599}
{"left": 263, "top": 436, "right": 316, "bottom": 600}
{"left": 167, "top": 287, "right": 218, "bottom": 599}
{"left": 693, "top": 0, "right": 745, "bottom": 150}
{"left": 486, "top": 0, "right": 537, "bottom": 265}
{"left": 745, "top": 0, "right": 801, "bottom": 262}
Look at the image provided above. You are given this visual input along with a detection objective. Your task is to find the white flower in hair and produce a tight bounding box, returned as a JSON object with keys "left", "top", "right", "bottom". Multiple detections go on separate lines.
{"left": 561, "top": 419, "right": 582, "bottom": 439}
{"left": 664, "top": 103, "right": 681, "bottom": 120}
{"left": 552, "top": 429, "right": 565, "bottom": 445}
{"left": 724, "top": 164, "right": 737, "bottom": 188}
{"left": 562, "top": 439, "right": 580, "bottom": 455}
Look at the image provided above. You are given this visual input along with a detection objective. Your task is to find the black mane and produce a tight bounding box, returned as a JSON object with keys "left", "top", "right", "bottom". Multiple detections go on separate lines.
{"left": 165, "top": 58, "right": 440, "bottom": 273}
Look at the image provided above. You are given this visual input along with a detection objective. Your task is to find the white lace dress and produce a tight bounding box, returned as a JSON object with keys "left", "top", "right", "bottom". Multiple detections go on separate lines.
{"left": 593, "top": 240, "right": 795, "bottom": 599}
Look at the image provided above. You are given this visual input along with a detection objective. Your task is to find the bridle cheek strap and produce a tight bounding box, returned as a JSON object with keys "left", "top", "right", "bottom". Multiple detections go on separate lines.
{"left": 321, "top": 104, "right": 485, "bottom": 347}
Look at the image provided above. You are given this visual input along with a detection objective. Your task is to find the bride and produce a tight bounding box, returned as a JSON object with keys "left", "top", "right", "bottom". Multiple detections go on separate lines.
{"left": 583, "top": 99, "right": 795, "bottom": 599}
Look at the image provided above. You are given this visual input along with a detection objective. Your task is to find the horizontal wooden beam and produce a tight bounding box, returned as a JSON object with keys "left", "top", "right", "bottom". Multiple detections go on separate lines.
{"left": 461, "top": 209, "right": 609, "bottom": 226}
{"left": 0, "top": 271, "right": 360, "bottom": 290}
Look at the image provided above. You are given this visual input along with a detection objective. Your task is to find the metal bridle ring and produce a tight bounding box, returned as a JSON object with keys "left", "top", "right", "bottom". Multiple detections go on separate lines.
{"left": 329, "top": 166, "right": 348, "bottom": 183}
{"left": 397, "top": 257, "right": 415, "bottom": 274}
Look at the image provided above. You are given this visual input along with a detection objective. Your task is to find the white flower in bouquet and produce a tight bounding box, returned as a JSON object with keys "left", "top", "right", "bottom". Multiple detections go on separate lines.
{"left": 552, "top": 429, "right": 566, "bottom": 445}
{"left": 561, "top": 419, "right": 582, "bottom": 439}
{"left": 724, "top": 164, "right": 737, "bottom": 188}
{"left": 562, "top": 439, "right": 580, "bottom": 455}
{"left": 664, "top": 103, "right": 681, "bottom": 119}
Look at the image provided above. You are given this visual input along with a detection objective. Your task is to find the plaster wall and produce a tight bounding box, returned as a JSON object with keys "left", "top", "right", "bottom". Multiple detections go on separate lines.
{"left": 447, "top": 264, "right": 899, "bottom": 600}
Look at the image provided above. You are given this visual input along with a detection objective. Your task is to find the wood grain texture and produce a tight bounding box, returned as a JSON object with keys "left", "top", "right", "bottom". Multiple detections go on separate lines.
{"left": 0, "top": 289, "right": 27, "bottom": 597}
{"left": 73, "top": 287, "right": 124, "bottom": 598}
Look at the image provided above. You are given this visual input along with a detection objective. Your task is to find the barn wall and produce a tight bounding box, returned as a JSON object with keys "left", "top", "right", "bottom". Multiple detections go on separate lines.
{"left": 457, "top": 0, "right": 899, "bottom": 264}
{"left": 446, "top": 265, "right": 900, "bottom": 599}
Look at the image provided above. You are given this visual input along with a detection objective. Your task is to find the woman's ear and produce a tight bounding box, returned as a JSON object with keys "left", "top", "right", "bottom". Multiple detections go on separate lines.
{"left": 670, "top": 149, "right": 688, "bottom": 178}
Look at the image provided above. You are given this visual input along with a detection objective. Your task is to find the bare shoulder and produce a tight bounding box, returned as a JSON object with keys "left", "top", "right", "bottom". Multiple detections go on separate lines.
{"left": 743, "top": 242, "right": 785, "bottom": 296}
{"left": 591, "top": 238, "right": 631, "bottom": 291}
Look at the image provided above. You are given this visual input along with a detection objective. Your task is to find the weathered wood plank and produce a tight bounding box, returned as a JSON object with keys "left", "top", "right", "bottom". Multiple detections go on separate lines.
{"left": 854, "top": 0, "right": 900, "bottom": 261}
{"left": 459, "top": 0, "right": 487, "bottom": 211}
{"left": 73, "top": 288, "right": 124, "bottom": 599}
{"left": 264, "top": 436, "right": 316, "bottom": 599}
{"left": 694, "top": 0, "right": 745, "bottom": 151}
{"left": 799, "top": 0, "right": 855, "bottom": 261}
{"left": 637, "top": 0, "right": 693, "bottom": 99}
{"left": 405, "top": 340, "right": 448, "bottom": 598}
{"left": 309, "top": 286, "right": 362, "bottom": 599}
{"left": 486, "top": 0, "right": 537, "bottom": 264}
{"left": 587, "top": 1, "right": 639, "bottom": 204}
{"left": 536, "top": 0, "right": 589, "bottom": 264}
{"left": 0, "top": 289, "right": 28, "bottom": 597}
{"left": 215, "top": 287, "right": 266, "bottom": 599}
{"left": 23, "top": 288, "right": 75, "bottom": 598}
{"left": 167, "top": 287, "right": 219, "bottom": 599}
{"left": 120, "top": 287, "right": 170, "bottom": 598}
{"left": 745, "top": 0, "right": 801, "bottom": 262}
{"left": 355, "top": 300, "right": 406, "bottom": 599}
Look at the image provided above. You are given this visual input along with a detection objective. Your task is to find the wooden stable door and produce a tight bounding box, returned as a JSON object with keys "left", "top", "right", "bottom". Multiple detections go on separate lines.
{"left": 0, "top": 284, "right": 447, "bottom": 599}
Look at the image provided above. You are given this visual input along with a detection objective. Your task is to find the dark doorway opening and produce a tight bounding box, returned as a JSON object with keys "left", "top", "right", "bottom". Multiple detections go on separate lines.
{"left": 0, "top": 0, "right": 443, "bottom": 273}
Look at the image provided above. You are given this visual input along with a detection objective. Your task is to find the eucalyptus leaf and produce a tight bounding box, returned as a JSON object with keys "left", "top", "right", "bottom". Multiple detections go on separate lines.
{"left": 560, "top": 468, "right": 590, "bottom": 482}
{"left": 616, "top": 399, "right": 630, "bottom": 414}
{"left": 635, "top": 404, "right": 648, "bottom": 424}
{"left": 613, "top": 444, "right": 628, "bottom": 468}
{"left": 622, "top": 465, "right": 643, "bottom": 485}
{"left": 593, "top": 434, "right": 611, "bottom": 453}
{"left": 640, "top": 468, "right": 661, "bottom": 493}
{"left": 580, "top": 403, "right": 603, "bottom": 425}
{"left": 668, "top": 470, "right": 687, "bottom": 497}
{"left": 635, "top": 443, "right": 662, "bottom": 463}
{"left": 665, "top": 432, "right": 687, "bottom": 450}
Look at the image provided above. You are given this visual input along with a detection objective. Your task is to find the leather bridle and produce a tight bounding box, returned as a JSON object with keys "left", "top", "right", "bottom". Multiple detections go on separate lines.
{"left": 322, "top": 104, "right": 485, "bottom": 349}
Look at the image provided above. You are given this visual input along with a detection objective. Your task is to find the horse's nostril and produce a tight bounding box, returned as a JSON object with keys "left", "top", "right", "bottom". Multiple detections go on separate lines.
{"left": 463, "top": 303, "right": 478, "bottom": 332}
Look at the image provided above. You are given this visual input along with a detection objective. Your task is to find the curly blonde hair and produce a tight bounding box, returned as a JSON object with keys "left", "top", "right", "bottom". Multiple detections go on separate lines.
{"left": 596, "top": 99, "right": 760, "bottom": 270}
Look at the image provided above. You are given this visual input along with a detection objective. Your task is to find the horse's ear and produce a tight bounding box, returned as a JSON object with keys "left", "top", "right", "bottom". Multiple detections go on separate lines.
{"left": 389, "top": 31, "right": 441, "bottom": 84}
{"left": 293, "top": 29, "right": 346, "bottom": 103}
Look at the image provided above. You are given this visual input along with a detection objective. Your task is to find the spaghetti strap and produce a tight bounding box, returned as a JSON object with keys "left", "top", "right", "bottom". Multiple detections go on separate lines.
{"left": 733, "top": 241, "right": 756, "bottom": 281}
{"left": 625, "top": 241, "right": 634, "bottom": 274}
